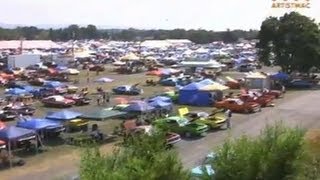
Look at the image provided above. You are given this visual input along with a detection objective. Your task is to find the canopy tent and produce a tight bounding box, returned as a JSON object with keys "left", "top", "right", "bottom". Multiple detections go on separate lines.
{"left": 120, "top": 53, "right": 140, "bottom": 61}
{"left": 46, "top": 110, "right": 82, "bottom": 120}
{"left": 95, "top": 77, "right": 114, "bottom": 83}
{"left": 180, "top": 82, "right": 205, "bottom": 91}
{"left": 270, "top": 72, "right": 290, "bottom": 81}
{"left": 43, "top": 81, "right": 63, "bottom": 88}
{"left": 81, "top": 109, "right": 127, "bottom": 121}
{"left": 245, "top": 72, "right": 267, "bottom": 79}
{"left": 200, "top": 83, "right": 229, "bottom": 91}
{"left": 16, "top": 118, "right": 62, "bottom": 131}
{"left": 198, "top": 79, "right": 216, "bottom": 86}
{"left": 148, "top": 100, "right": 173, "bottom": 111}
{"left": 5, "top": 88, "right": 28, "bottom": 96}
{"left": 179, "top": 82, "right": 216, "bottom": 106}
{"left": 148, "top": 96, "right": 172, "bottom": 103}
{"left": 123, "top": 102, "right": 155, "bottom": 112}
{"left": 0, "top": 126, "right": 36, "bottom": 142}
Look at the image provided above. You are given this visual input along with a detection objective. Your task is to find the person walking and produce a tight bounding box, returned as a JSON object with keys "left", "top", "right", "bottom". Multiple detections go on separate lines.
{"left": 97, "top": 94, "right": 101, "bottom": 106}
{"left": 225, "top": 109, "right": 232, "bottom": 129}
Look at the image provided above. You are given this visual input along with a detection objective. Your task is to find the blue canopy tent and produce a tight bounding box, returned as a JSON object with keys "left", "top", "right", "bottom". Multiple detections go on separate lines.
{"left": 5, "top": 88, "right": 28, "bottom": 96}
{"left": 178, "top": 82, "right": 214, "bottom": 106}
{"left": 270, "top": 72, "right": 290, "bottom": 81}
{"left": 148, "top": 100, "right": 173, "bottom": 111}
{"left": 0, "top": 126, "right": 37, "bottom": 167}
{"left": 16, "top": 118, "right": 62, "bottom": 131}
{"left": 46, "top": 110, "right": 82, "bottom": 120}
{"left": 21, "top": 85, "right": 36, "bottom": 93}
{"left": 43, "top": 81, "right": 63, "bottom": 88}
{"left": 0, "top": 126, "right": 36, "bottom": 142}
{"left": 148, "top": 96, "right": 172, "bottom": 103}
{"left": 123, "top": 102, "right": 155, "bottom": 112}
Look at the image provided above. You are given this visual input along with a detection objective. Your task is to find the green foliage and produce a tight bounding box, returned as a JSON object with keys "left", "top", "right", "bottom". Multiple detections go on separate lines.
{"left": 0, "top": 25, "right": 258, "bottom": 43}
{"left": 257, "top": 12, "right": 320, "bottom": 73}
{"left": 80, "top": 132, "right": 190, "bottom": 180}
{"left": 210, "top": 123, "right": 306, "bottom": 180}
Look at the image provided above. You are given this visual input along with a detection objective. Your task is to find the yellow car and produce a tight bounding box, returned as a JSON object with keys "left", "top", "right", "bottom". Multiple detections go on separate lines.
{"left": 65, "top": 118, "right": 89, "bottom": 132}
{"left": 187, "top": 109, "right": 227, "bottom": 129}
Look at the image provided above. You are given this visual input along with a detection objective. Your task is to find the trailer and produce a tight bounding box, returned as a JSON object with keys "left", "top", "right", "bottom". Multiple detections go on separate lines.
{"left": 7, "top": 54, "right": 41, "bottom": 68}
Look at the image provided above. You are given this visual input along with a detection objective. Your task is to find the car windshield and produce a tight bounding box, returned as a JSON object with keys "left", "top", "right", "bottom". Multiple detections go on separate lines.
{"left": 52, "top": 96, "right": 64, "bottom": 101}
{"left": 175, "top": 118, "right": 189, "bottom": 126}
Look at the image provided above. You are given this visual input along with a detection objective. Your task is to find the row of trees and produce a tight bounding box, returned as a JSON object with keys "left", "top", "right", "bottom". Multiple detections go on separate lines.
{"left": 257, "top": 12, "right": 320, "bottom": 73}
{"left": 0, "top": 25, "right": 258, "bottom": 44}
{"left": 80, "top": 123, "right": 320, "bottom": 180}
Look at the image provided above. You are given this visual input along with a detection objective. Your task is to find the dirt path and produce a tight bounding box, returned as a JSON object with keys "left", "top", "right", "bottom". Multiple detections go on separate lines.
{"left": 2, "top": 90, "right": 320, "bottom": 179}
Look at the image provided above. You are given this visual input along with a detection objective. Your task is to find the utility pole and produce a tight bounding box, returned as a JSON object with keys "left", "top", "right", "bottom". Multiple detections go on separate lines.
{"left": 19, "top": 37, "right": 25, "bottom": 54}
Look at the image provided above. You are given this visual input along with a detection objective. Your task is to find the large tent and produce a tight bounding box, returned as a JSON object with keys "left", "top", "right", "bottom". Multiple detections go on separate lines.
{"left": 81, "top": 109, "right": 127, "bottom": 121}
{"left": 123, "top": 102, "right": 155, "bottom": 113}
{"left": 16, "top": 118, "right": 62, "bottom": 131}
{"left": 46, "top": 110, "right": 82, "bottom": 120}
{"left": 0, "top": 126, "right": 35, "bottom": 142}
{"left": 178, "top": 82, "right": 214, "bottom": 106}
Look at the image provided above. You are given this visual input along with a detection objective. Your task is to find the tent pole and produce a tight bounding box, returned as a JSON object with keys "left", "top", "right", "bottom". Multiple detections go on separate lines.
{"left": 8, "top": 140, "right": 12, "bottom": 168}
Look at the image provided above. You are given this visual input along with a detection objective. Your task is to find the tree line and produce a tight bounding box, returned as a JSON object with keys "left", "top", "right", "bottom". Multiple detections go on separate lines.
{"left": 0, "top": 25, "right": 258, "bottom": 44}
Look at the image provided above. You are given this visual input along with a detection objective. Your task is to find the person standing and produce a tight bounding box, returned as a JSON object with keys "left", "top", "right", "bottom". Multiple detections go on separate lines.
{"left": 225, "top": 109, "right": 232, "bottom": 129}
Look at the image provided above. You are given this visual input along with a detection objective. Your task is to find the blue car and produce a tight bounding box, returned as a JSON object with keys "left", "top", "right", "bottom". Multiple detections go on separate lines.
{"left": 285, "top": 79, "right": 314, "bottom": 88}
{"left": 191, "top": 152, "right": 215, "bottom": 178}
{"left": 112, "top": 85, "right": 143, "bottom": 95}
{"left": 159, "top": 78, "right": 179, "bottom": 86}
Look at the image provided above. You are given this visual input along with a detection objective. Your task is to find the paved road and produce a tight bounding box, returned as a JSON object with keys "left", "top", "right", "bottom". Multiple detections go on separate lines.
{"left": 3, "top": 90, "right": 320, "bottom": 180}
{"left": 177, "top": 90, "right": 320, "bottom": 168}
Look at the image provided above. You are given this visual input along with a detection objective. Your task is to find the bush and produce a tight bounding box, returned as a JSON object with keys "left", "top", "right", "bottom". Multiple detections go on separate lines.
{"left": 210, "top": 123, "right": 306, "bottom": 180}
{"left": 80, "top": 132, "right": 190, "bottom": 180}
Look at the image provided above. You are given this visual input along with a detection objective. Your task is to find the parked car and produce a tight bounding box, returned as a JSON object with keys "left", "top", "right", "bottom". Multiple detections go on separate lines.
{"left": 238, "top": 93, "right": 273, "bottom": 107}
{"left": 130, "top": 125, "right": 181, "bottom": 147}
{"left": 64, "top": 94, "right": 90, "bottom": 106}
{"left": 112, "top": 85, "right": 143, "bottom": 95}
{"left": 28, "top": 78, "right": 45, "bottom": 86}
{"left": 2, "top": 105, "right": 36, "bottom": 116}
{"left": 238, "top": 64, "right": 256, "bottom": 72}
{"left": 65, "top": 118, "right": 89, "bottom": 132}
{"left": 214, "top": 98, "right": 261, "bottom": 113}
{"left": 187, "top": 109, "right": 227, "bottom": 129}
{"left": 0, "top": 110, "right": 16, "bottom": 121}
{"left": 154, "top": 116, "right": 209, "bottom": 137}
{"left": 285, "top": 79, "right": 314, "bottom": 89}
{"left": 42, "top": 95, "right": 75, "bottom": 108}
{"left": 89, "top": 65, "right": 105, "bottom": 72}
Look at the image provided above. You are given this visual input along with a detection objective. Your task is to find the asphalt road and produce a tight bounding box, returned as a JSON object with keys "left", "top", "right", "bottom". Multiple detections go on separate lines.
{"left": 3, "top": 90, "right": 320, "bottom": 180}
{"left": 177, "top": 90, "right": 320, "bottom": 168}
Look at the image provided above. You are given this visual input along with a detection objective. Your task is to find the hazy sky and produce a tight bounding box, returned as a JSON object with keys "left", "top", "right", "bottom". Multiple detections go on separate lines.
{"left": 1, "top": 0, "right": 319, "bottom": 30}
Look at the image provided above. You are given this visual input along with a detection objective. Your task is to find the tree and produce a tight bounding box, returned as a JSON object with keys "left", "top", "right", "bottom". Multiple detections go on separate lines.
{"left": 80, "top": 132, "right": 190, "bottom": 180}
{"left": 257, "top": 12, "right": 320, "bottom": 73}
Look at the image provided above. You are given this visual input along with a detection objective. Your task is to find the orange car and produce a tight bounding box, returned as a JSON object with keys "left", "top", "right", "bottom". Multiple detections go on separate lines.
{"left": 214, "top": 98, "right": 261, "bottom": 113}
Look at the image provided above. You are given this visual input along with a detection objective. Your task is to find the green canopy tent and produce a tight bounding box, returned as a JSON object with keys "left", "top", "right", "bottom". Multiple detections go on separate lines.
{"left": 81, "top": 109, "right": 127, "bottom": 121}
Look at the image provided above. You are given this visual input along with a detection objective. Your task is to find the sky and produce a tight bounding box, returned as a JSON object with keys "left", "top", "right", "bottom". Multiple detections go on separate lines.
{"left": 0, "top": 0, "right": 319, "bottom": 30}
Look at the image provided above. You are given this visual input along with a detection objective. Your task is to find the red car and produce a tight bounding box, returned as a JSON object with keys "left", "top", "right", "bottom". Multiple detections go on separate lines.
{"left": 42, "top": 95, "right": 75, "bottom": 108}
{"left": 252, "top": 89, "right": 283, "bottom": 99}
{"left": 215, "top": 98, "right": 261, "bottom": 113}
{"left": 238, "top": 94, "right": 273, "bottom": 107}
{"left": 64, "top": 94, "right": 90, "bottom": 106}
